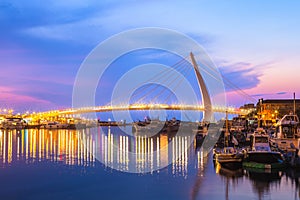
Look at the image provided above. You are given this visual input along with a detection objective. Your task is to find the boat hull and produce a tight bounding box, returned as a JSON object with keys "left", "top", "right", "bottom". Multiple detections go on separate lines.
{"left": 243, "top": 161, "right": 285, "bottom": 169}
{"left": 216, "top": 155, "right": 243, "bottom": 164}
{"left": 243, "top": 152, "right": 286, "bottom": 169}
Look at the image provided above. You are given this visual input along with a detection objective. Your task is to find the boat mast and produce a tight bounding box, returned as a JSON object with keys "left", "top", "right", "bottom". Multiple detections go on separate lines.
{"left": 294, "top": 92, "right": 296, "bottom": 116}
{"left": 225, "top": 110, "right": 229, "bottom": 147}
{"left": 294, "top": 93, "right": 296, "bottom": 134}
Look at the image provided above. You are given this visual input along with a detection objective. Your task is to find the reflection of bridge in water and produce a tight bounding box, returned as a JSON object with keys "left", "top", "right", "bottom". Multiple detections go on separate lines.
{"left": 0, "top": 127, "right": 206, "bottom": 176}
{"left": 2, "top": 128, "right": 300, "bottom": 199}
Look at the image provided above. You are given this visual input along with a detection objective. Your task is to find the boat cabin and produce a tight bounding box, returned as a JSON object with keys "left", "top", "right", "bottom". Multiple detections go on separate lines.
{"left": 251, "top": 134, "right": 271, "bottom": 152}
{"left": 276, "top": 115, "right": 300, "bottom": 138}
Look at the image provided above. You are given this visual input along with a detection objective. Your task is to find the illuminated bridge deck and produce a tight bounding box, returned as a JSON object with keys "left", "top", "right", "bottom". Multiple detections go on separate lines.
{"left": 34, "top": 104, "right": 246, "bottom": 117}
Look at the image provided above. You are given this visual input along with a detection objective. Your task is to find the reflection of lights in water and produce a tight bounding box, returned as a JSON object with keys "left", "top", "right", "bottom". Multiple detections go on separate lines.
{"left": 160, "top": 135, "right": 168, "bottom": 168}
{"left": 150, "top": 138, "right": 153, "bottom": 173}
{"left": 118, "top": 135, "right": 129, "bottom": 171}
{"left": 215, "top": 161, "right": 221, "bottom": 174}
{"left": 197, "top": 150, "right": 205, "bottom": 177}
{"left": 17, "top": 132, "right": 20, "bottom": 160}
{"left": 39, "top": 130, "right": 42, "bottom": 161}
{"left": 0, "top": 131, "right": 2, "bottom": 159}
{"left": 1, "top": 131, "right": 5, "bottom": 163}
{"left": 104, "top": 134, "right": 108, "bottom": 166}
{"left": 171, "top": 136, "right": 189, "bottom": 177}
{"left": 157, "top": 137, "right": 160, "bottom": 170}
{"left": 25, "top": 130, "right": 28, "bottom": 160}
{"left": 172, "top": 136, "right": 175, "bottom": 175}
{"left": 0, "top": 129, "right": 96, "bottom": 167}
{"left": 3, "top": 131, "right": 6, "bottom": 164}
{"left": 0, "top": 127, "right": 198, "bottom": 175}
{"left": 8, "top": 131, "right": 12, "bottom": 164}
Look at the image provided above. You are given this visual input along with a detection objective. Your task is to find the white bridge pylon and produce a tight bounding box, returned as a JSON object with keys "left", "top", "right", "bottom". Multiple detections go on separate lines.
{"left": 189, "top": 52, "right": 213, "bottom": 122}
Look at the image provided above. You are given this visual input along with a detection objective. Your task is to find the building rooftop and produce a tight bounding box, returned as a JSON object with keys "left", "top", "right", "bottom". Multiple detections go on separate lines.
{"left": 259, "top": 99, "right": 300, "bottom": 104}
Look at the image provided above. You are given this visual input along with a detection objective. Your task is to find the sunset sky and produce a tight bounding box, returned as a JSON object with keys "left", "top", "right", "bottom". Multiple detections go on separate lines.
{"left": 1, "top": 1, "right": 300, "bottom": 112}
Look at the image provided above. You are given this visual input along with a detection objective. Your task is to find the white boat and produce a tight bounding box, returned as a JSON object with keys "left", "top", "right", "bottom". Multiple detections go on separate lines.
{"left": 0, "top": 117, "right": 26, "bottom": 129}
{"left": 41, "top": 122, "right": 68, "bottom": 129}
{"left": 246, "top": 128, "right": 266, "bottom": 142}
{"left": 243, "top": 132, "right": 285, "bottom": 169}
{"left": 276, "top": 115, "right": 300, "bottom": 138}
{"left": 269, "top": 114, "right": 300, "bottom": 167}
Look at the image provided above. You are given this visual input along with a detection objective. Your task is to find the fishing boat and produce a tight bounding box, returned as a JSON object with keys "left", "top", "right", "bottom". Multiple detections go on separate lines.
{"left": 132, "top": 118, "right": 166, "bottom": 137}
{"left": 243, "top": 132, "right": 285, "bottom": 169}
{"left": 275, "top": 114, "right": 300, "bottom": 139}
{"left": 268, "top": 94, "right": 300, "bottom": 167}
{"left": 40, "top": 121, "right": 68, "bottom": 129}
{"left": 132, "top": 117, "right": 183, "bottom": 135}
{"left": 0, "top": 117, "right": 26, "bottom": 129}
{"left": 269, "top": 114, "right": 300, "bottom": 167}
{"left": 165, "top": 118, "right": 180, "bottom": 132}
{"left": 213, "top": 111, "right": 244, "bottom": 167}
{"left": 213, "top": 147, "right": 244, "bottom": 167}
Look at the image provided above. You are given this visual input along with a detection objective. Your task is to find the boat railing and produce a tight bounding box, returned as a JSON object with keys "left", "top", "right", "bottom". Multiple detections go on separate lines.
{"left": 278, "top": 115, "right": 299, "bottom": 126}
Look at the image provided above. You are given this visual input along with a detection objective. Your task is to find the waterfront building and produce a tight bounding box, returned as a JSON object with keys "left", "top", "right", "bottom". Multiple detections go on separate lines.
{"left": 239, "top": 103, "right": 256, "bottom": 116}
{"left": 256, "top": 98, "right": 300, "bottom": 126}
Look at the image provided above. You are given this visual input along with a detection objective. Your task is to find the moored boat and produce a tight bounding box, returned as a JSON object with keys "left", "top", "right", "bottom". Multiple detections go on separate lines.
{"left": 275, "top": 114, "right": 300, "bottom": 139}
{"left": 270, "top": 114, "right": 300, "bottom": 167}
{"left": 243, "top": 132, "right": 286, "bottom": 169}
{"left": 0, "top": 117, "right": 26, "bottom": 129}
{"left": 214, "top": 147, "right": 244, "bottom": 167}
{"left": 213, "top": 111, "right": 244, "bottom": 168}
{"left": 40, "top": 121, "right": 68, "bottom": 129}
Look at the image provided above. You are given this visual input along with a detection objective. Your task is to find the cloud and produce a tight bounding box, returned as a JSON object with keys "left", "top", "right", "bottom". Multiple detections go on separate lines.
{"left": 2, "top": 0, "right": 298, "bottom": 111}
{"left": 252, "top": 91, "right": 287, "bottom": 97}
{"left": 0, "top": 50, "right": 74, "bottom": 112}
{"left": 0, "top": 86, "right": 56, "bottom": 112}
{"left": 19, "top": 1, "right": 219, "bottom": 47}
{"left": 219, "top": 62, "right": 263, "bottom": 91}
{"left": 251, "top": 93, "right": 265, "bottom": 97}
{"left": 0, "top": 71, "right": 73, "bottom": 111}
{"left": 276, "top": 92, "right": 287, "bottom": 95}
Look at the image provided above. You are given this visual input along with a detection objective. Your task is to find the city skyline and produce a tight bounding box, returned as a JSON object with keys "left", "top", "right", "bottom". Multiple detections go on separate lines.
{"left": 1, "top": 1, "right": 300, "bottom": 112}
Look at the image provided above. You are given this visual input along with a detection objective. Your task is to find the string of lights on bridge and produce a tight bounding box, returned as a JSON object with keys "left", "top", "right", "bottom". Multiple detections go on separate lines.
{"left": 9, "top": 104, "right": 248, "bottom": 118}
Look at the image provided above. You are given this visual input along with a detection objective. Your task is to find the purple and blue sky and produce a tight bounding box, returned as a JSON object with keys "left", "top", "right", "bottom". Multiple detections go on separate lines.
{"left": 1, "top": 1, "right": 300, "bottom": 112}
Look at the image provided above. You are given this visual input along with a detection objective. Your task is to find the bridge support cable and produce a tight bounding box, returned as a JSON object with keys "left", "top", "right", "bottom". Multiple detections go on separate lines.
{"left": 106, "top": 55, "right": 189, "bottom": 106}
{"left": 145, "top": 61, "right": 193, "bottom": 104}
{"left": 188, "top": 55, "right": 257, "bottom": 103}
{"left": 199, "top": 60, "right": 257, "bottom": 103}
{"left": 195, "top": 63, "right": 257, "bottom": 103}
{"left": 221, "top": 75, "right": 257, "bottom": 103}
{"left": 162, "top": 63, "right": 194, "bottom": 104}
{"left": 133, "top": 58, "right": 192, "bottom": 104}
{"left": 129, "top": 56, "right": 188, "bottom": 99}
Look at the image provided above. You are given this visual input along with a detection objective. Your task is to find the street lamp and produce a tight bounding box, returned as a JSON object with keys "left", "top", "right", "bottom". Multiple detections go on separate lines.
{"left": 275, "top": 110, "right": 278, "bottom": 119}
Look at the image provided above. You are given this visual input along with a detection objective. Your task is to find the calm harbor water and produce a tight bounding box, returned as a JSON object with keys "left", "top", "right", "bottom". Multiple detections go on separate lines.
{"left": 0, "top": 127, "right": 300, "bottom": 200}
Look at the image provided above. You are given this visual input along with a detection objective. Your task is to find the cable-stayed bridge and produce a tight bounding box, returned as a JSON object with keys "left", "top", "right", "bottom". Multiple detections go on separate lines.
{"left": 28, "top": 52, "right": 253, "bottom": 120}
